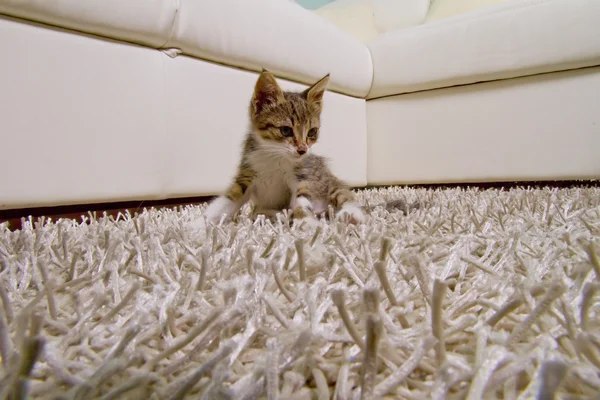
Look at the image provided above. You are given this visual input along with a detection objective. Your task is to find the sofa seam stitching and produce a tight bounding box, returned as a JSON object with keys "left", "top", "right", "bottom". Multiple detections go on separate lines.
{"left": 160, "top": 0, "right": 180, "bottom": 49}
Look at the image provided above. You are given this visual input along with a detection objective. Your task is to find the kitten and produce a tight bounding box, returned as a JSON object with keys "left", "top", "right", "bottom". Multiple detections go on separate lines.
{"left": 201, "top": 70, "right": 366, "bottom": 225}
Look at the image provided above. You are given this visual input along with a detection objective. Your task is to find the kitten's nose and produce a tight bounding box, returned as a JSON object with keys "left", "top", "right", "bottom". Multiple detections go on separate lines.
{"left": 297, "top": 148, "right": 307, "bottom": 155}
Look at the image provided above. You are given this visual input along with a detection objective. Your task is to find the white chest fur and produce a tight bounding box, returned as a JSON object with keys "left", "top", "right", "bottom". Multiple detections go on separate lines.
{"left": 247, "top": 149, "right": 297, "bottom": 210}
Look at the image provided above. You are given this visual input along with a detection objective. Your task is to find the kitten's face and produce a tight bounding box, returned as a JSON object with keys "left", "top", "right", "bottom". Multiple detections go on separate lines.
{"left": 249, "top": 71, "right": 329, "bottom": 159}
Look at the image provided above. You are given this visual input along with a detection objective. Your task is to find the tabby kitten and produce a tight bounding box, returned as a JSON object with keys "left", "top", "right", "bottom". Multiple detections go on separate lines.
{"left": 201, "top": 70, "right": 366, "bottom": 225}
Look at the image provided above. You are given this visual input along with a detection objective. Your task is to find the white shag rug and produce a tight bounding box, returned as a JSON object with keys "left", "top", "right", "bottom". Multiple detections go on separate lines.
{"left": 1, "top": 186, "right": 600, "bottom": 400}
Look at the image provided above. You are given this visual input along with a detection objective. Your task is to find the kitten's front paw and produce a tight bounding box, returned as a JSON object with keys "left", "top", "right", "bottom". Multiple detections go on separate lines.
{"left": 203, "top": 196, "right": 239, "bottom": 225}
{"left": 336, "top": 202, "right": 366, "bottom": 224}
{"left": 291, "top": 208, "right": 320, "bottom": 231}
{"left": 291, "top": 196, "right": 315, "bottom": 222}
{"left": 292, "top": 206, "right": 312, "bottom": 221}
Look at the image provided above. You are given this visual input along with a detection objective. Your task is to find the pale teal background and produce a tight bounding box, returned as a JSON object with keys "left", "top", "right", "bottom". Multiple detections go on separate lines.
{"left": 295, "top": 0, "right": 334, "bottom": 9}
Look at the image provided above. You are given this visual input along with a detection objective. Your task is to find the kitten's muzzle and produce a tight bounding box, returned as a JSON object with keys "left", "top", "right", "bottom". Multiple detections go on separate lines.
{"left": 297, "top": 148, "right": 307, "bottom": 155}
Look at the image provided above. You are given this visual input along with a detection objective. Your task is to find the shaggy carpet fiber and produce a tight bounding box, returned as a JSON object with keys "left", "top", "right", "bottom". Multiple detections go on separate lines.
{"left": 0, "top": 186, "right": 600, "bottom": 399}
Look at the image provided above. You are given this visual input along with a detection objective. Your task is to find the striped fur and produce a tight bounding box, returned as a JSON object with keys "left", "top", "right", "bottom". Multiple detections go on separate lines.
{"left": 203, "top": 71, "right": 365, "bottom": 225}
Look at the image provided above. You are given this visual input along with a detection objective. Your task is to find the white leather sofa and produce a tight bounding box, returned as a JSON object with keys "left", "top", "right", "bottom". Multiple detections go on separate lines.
{"left": 1, "top": 0, "right": 599, "bottom": 210}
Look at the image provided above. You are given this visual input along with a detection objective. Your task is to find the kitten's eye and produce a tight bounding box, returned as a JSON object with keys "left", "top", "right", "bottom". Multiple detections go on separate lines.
{"left": 280, "top": 126, "right": 294, "bottom": 137}
{"left": 308, "top": 128, "right": 318, "bottom": 138}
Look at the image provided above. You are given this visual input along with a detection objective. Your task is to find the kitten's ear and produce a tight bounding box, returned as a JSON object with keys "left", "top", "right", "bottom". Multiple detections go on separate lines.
{"left": 303, "top": 74, "right": 330, "bottom": 105}
{"left": 252, "top": 70, "right": 285, "bottom": 115}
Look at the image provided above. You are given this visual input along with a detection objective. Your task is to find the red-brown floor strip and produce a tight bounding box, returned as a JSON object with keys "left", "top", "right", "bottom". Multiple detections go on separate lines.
{"left": 1, "top": 180, "right": 598, "bottom": 231}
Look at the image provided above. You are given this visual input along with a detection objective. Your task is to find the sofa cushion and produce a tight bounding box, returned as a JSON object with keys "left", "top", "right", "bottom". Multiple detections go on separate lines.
{"left": 313, "top": 0, "right": 430, "bottom": 44}
{"left": 0, "top": 0, "right": 177, "bottom": 48}
{"left": 313, "top": 0, "right": 379, "bottom": 43}
{"left": 166, "top": 0, "right": 373, "bottom": 98}
{"left": 367, "top": 0, "right": 600, "bottom": 98}
{"left": 372, "top": 0, "right": 430, "bottom": 34}
{"left": 425, "top": 0, "right": 510, "bottom": 23}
